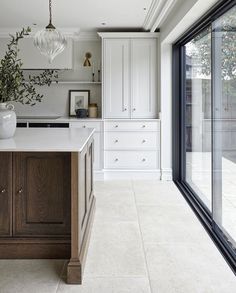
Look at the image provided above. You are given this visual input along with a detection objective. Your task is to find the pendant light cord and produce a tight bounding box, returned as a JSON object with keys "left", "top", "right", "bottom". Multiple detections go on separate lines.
{"left": 49, "top": 0, "right": 52, "bottom": 25}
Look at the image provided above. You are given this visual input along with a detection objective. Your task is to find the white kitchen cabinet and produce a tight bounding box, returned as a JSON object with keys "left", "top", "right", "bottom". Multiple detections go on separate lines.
{"left": 103, "top": 39, "right": 130, "bottom": 118}
{"left": 131, "top": 39, "right": 157, "bottom": 118}
{"left": 100, "top": 33, "right": 158, "bottom": 119}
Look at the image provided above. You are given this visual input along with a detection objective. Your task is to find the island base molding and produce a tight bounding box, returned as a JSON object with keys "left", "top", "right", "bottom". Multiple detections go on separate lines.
{"left": 0, "top": 238, "right": 71, "bottom": 259}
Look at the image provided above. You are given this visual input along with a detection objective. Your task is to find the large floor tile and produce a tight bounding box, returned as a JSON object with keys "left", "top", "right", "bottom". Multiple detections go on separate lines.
{"left": 145, "top": 242, "right": 236, "bottom": 293}
{"left": 57, "top": 277, "right": 151, "bottom": 293}
{"left": 95, "top": 203, "right": 138, "bottom": 223}
{"left": 84, "top": 222, "right": 148, "bottom": 277}
{"left": 95, "top": 189, "right": 135, "bottom": 206}
{"left": 0, "top": 260, "right": 65, "bottom": 293}
{"left": 137, "top": 205, "right": 208, "bottom": 243}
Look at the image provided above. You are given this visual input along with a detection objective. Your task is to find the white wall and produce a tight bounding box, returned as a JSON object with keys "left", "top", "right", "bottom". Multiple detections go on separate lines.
{"left": 0, "top": 39, "right": 102, "bottom": 117}
{"left": 159, "top": 0, "right": 218, "bottom": 180}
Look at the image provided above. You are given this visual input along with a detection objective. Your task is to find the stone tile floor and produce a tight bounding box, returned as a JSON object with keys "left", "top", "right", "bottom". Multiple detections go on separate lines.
{"left": 0, "top": 180, "right": 235, "bottom": 293}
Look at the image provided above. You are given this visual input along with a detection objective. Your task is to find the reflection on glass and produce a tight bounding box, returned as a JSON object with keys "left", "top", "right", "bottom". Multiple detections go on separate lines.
{"left": 184, "top": 28, "right": 212, "bottom": 210}
{"left": 212, "top": 5, "right": 236, "bottom": 246}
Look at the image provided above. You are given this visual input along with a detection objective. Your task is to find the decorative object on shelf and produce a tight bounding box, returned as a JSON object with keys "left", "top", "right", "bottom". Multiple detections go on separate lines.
{"left": 92, "top": 63, "right": 95, "bottom": 82}
{"left": 0, "top": 27, "right": 58, "bottom": 139}
{"left": 83, "top": 52, "right": 92, "bottom": 67}
{"left": 34, "top": 0, "right": 67, "bottom": 63}
{"left": 0, "top": 103, "right": 16, "bottom": 139}
{"left": 69, "top": 90, "right": 90, "bottom": 117}
{"left": 75, "top": 108, "right": 88, "bottom": 118}
{"left": 88, "top": 103, "right": 98, "bottom": 118}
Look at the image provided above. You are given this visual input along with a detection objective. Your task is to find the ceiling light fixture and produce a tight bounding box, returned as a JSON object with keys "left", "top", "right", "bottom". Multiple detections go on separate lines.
{"left": 34, "top": 0, "right": 67, "bottom": 63}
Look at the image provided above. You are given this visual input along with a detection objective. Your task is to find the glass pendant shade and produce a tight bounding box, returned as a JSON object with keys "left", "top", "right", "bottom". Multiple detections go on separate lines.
{"left": 34, "top": 27, "right": 67, "bottom": 63}
{"left": 33, "top": 0, "right": 67, "bottom": 63}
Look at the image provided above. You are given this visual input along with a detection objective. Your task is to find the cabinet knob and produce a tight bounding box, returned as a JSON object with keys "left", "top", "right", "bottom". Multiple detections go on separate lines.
{"left": 18, "top": 188, "right": 23, "bottom": 194}
{"left": 115, "top": 125, "right": 119, "bottom": 128}
{"left": 142, "top": 158, "right": 146, "bottom": 162}
{"left": 83, "top": 125, "right": 86, "bottom": 128}
{"left": 142, "top": 125, "right": 146, "bottom": 128}
{"left": 115, "top": 139, "right": 119, "bottom": 143}
{"left": 133, "top": 108, "right": 136, "bottom": 111}
{"left": 0, "top": 188, "right": 6, "bottom": 194}
{"left": 142, "top": 140, "right": 146, "bottom": 143}
{"left": 124, "top": 108, "right": 127, "bottom": 111}
{"left": 115, "top": 158, "right": 119, "bottom": 162}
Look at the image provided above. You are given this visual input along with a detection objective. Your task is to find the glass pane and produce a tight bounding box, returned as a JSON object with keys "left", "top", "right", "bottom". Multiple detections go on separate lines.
{"left": 212, "top": 5, "right": 236, "bottom": 246}
{"left": 184, "top": 28, "right": 212, "bottom": 210}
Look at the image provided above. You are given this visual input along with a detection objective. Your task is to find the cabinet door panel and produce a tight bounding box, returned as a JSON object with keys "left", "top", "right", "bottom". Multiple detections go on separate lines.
{"left": 131, "top": 39, "right": 157, "bottom": 118}
{"left": 13, "top": 152, "right": 71, "bottom": 236}
{"left": 0, "top": 153, "right": 12, "bottom": 236}
{"left": 104, "top": 39, "right": 130, "bottom": 118}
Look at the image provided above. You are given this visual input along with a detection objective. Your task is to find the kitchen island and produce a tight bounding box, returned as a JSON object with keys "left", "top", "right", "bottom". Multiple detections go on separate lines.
{"left": 0, "top": 128, "right": 96, "bottom": 284}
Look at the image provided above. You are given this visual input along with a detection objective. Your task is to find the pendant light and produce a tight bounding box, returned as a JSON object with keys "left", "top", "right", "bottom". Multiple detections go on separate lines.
{"left": 34, "top": 0, "right": 67, "bottom": 63}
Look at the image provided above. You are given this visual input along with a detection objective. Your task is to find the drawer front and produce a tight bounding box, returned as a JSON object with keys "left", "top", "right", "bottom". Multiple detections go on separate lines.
{"left": 104, "top": 151, "right": 158, "bottom": 169}
{"left": 70, "top": 121, "right": 101, "bottom": 132}
{"left": 104, "top": 121, "right": 160, "bottom": 132}
{"left": 105, "top": 132, "right": 158, "bottom": 150}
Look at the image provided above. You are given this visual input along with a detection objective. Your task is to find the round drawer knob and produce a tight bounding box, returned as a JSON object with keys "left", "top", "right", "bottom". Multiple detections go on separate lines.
{"left": 115, "top": 125, "right": 119, "bottom": 128}
{"left": 1, "top": 188, "right": 6, "bottom": 194}
{"left": 83, "top": 125, "right": 86, "bottom": 128}
{"left": 142, "top": 140, "right": 146, "bottom": 143}
{"left": 115, "top": 140, "right": 119, "bottom": 143}
{"left": 115, "top": 158, "right": 119, "bottom": 162}
{"left": 124, "top": 108, "right": 127, "bottom": 111}
{"left": 142, "top": 125, "right": 146, "bottom": 128}
{"left": 133, "top": 108, "right": 136, "bottom": 111}
{"left": 142, "top": 158, "right": 146, "bottom": 162}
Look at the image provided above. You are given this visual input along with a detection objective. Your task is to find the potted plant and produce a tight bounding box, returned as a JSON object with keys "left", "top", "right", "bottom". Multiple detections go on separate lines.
{"left": 0, "top": 27, "right": 58, "bottom": 139}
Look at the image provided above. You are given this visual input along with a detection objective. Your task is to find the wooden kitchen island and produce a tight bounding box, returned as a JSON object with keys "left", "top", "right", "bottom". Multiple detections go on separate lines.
{"left": 0, "top": 128, "right": 96, "bottom": 284}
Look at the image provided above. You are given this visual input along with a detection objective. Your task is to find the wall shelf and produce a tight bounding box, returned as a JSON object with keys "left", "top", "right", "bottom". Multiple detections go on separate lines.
{"left": 52, "top": 81, "right": 102, "bottom": 84}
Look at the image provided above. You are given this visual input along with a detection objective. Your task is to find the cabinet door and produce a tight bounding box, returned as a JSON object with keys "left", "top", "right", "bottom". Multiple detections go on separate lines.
{"left": 13, "top": 152, "right": 71, "bottom": 237}
{"left": 131, "top": 39, "right": 157, "bottom": 118}
{"left": 0, "top": 153, "right": 12, "bottom": 236}
{"left": 104, "top": 39, "right": 130, "bottom": 118}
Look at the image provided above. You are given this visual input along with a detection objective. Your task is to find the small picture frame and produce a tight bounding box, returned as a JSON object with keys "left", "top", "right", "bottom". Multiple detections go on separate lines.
{"left": 69, "top": 90, "right": 90, "bottom": 117}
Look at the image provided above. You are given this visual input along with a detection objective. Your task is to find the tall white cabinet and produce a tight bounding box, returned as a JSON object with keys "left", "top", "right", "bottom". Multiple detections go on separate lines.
{"left": 101, "top": 33, "right": 158, "bottom": 119}
{"left": 99, "top": 33, "right": 160, "bottom": 177}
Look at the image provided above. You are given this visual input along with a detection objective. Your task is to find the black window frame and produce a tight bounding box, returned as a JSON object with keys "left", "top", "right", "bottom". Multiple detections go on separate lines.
{"left": 173, "top": 0, "right": 236, "bottom": 274}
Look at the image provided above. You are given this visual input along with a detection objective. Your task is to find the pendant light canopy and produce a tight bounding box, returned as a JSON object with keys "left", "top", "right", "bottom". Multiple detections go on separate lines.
{"left": 34, "top": 0, "right": 67, "bottom": 63}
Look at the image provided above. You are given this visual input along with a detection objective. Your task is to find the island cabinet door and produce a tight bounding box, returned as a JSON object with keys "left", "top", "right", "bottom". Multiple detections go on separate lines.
{"left": 13, "top": 152, "right": 71, "bottom": 237}
{"left": 0, "top": 153, "right": 12, "bottom": 236}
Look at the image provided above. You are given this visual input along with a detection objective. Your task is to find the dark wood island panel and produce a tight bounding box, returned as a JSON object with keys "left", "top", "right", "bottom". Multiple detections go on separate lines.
{"left": 0, "top": 136, "right": 95, "bottom": 284}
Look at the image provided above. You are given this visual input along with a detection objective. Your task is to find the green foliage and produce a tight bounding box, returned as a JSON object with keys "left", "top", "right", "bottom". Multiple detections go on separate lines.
{"left": 0, "top": 27, "right": 58, "bottom": 106}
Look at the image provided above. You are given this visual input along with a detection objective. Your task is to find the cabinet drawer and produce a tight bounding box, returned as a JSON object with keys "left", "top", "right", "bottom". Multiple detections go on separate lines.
{"left": 105, "top": 132, "right": 158, "bottom": 150}
{"left": 105, "top": 151, "right": 158, "bottom": 169}
{"left": 70, "top": 121, "right": 101, "bottom": 132}
{"left": 104, "top": 121, "right": 160, "bottom": 132}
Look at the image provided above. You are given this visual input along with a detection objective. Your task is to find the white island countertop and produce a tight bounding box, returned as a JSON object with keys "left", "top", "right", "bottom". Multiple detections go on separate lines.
{"left": 0, "top": 128, "right": 95, "bottom": 152}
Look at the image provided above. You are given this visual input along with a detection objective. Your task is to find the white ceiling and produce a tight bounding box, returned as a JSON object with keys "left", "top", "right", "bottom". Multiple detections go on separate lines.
{"left": 0, "top": 0, "right": 156, "bottom": 33}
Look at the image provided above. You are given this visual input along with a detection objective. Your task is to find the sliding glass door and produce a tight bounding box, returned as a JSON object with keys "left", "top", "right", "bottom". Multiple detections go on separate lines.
{"left": 174, "top": 1, "right": 236, "bottom": 271}
{"left": 184, "top": 27, "right": 212, "bottom": 211}
{"left": 212, "top": 5, "right": 236, "bottom": 247}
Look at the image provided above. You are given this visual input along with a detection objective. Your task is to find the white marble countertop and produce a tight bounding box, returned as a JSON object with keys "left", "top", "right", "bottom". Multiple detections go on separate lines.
{"left": 0, "top": 128, "right": 95, "bottom": 152}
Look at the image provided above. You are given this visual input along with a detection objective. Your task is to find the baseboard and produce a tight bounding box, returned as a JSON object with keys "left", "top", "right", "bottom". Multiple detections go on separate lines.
{"left": 102, "top": 169, "right": 161, "bottom": 180}
{"left": 161, "top": 168, "right": 173, "bottom": 181}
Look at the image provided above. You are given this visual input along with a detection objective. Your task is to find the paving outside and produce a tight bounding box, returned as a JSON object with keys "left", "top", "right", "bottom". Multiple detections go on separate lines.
{"left": 0, "top": 179, "right": 235, "bottom": 293}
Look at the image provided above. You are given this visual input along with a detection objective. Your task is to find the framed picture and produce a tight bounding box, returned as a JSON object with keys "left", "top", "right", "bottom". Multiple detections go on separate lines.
{"left": 69, "top": 90, "right": 90, "bottom": 117}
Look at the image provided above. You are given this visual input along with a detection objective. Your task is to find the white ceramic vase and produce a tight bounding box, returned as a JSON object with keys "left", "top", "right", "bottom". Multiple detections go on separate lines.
{"left": 0, "top": 103, "right": 17, "bottom": 139}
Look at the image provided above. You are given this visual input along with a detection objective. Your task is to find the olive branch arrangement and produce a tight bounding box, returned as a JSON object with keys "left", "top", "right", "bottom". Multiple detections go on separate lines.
{"left": 0, "top": 27, "right": 58, "bottom": 106}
